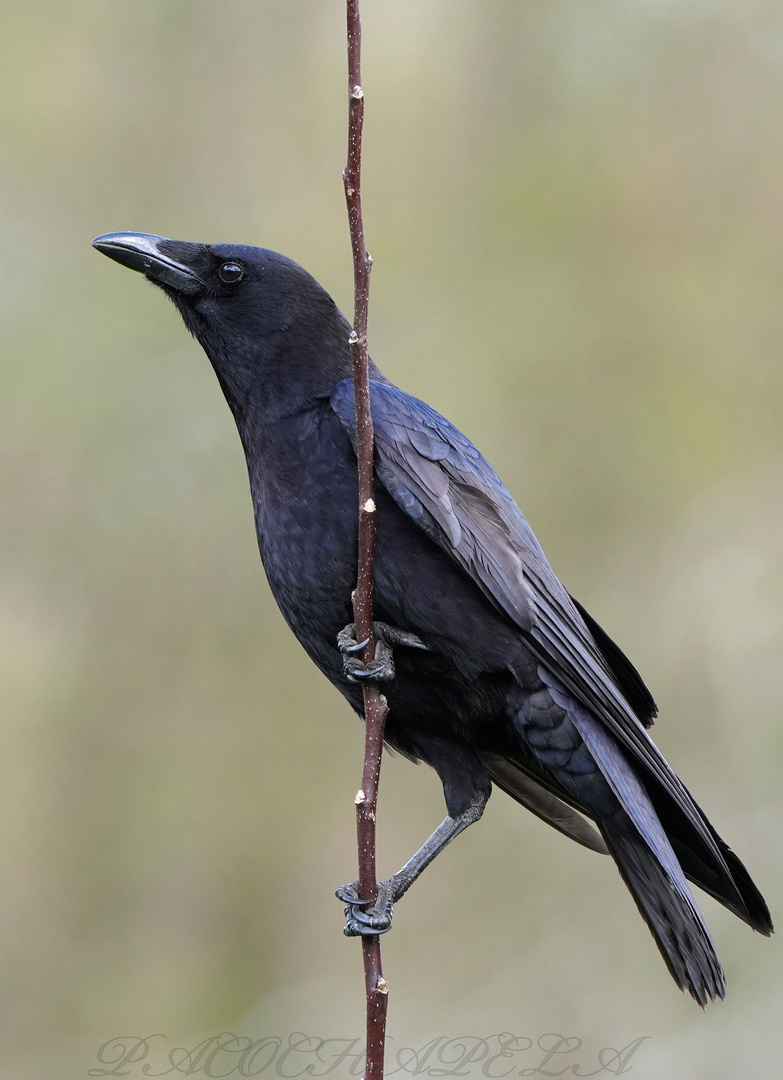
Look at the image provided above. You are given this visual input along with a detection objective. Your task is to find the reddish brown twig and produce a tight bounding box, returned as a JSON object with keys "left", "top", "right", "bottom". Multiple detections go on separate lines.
{"left": 343, "top": 2, "right": 389, "bottom": 1077}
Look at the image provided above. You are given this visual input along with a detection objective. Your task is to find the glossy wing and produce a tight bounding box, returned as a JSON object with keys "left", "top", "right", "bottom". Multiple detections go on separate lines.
{"left": 331, "top": 379, "right": 731, "bottom": 873}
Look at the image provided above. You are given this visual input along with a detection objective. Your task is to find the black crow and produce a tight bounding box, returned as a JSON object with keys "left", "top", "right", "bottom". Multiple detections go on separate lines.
{"left": 93, "top": 231, "right": 772, "bottom": 1004}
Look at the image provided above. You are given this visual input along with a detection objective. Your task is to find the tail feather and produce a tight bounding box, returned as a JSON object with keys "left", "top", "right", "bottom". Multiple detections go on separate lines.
{"left": 572, "top": 707, "right": 728, "bottom": 1003}
{"left": 661, "top": 798, "right": 774, "bottom": 935}
{"left": 713, "top": 841, "right": 773, "bottom": 934}
{"left": 508, "top": 667, "right": 770, "bottom": 1001}
{"left": 603, "top": 822, "right": 726, "bottom": 1006}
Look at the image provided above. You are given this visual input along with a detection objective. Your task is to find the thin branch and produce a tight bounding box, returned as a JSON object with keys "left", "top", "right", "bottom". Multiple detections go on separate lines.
{"left": 343, "top": 2, "right": 389, "bottom": 1078}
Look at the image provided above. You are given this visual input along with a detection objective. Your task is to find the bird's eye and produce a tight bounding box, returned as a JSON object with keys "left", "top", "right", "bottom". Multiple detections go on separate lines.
{"left": 218, "top": 261, "right": 245, "bottom": 284}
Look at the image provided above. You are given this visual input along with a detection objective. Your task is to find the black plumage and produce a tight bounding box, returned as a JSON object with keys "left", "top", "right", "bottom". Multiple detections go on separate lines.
{"left": 93, "top": 232, "right": 772, "bottom": 1004}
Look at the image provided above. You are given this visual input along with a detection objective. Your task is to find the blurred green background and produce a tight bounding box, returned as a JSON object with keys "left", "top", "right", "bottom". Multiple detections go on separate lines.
{"left": 1, "top": 0, "right": 782, "bottom": 1076}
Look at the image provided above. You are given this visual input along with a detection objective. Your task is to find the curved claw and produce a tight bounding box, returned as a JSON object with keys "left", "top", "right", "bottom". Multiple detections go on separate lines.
{"left": 343, "top": 658, "right": 393, "bottom": 683}
{"left": 335, "top": 883, "right": 371, "bottom": 907}
{"left": 342, "top": 905, "right": 393, "bottom": 936}
{"left": 344, "top": 922, "right": 390, "bottom": 937}
{"left": 337, "top": 626, "right": 370, "bottom": 656}
{"left": 349, "top": 905, "right": 392, "bottom": 928}
{"left": 337, "top": 878, "right": 395, "bottom": 937}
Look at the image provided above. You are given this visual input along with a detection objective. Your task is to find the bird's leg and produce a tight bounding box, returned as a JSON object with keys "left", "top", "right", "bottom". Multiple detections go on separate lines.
{"left": 336, "top": 791, "right": 488, "bottom": 935}
{"left": 337, "top": 620, "right": 428, "bottom": 683}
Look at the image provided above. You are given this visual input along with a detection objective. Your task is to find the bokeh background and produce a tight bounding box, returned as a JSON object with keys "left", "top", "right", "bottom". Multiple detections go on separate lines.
{"left": 1, "top": 0, "right": 782, "bottom": 1076}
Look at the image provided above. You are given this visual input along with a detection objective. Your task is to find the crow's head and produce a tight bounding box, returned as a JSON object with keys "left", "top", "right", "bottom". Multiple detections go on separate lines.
{"left": 93, "top": 232, "right": 353, "bottom": 421}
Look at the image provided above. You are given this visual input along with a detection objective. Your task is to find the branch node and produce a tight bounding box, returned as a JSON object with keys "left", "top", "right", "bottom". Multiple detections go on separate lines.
{"left": 349, "top": 330, "right": 359, "bottom": 344}
{"left": 376, "top": 976, "right": 389, "bottom": 994}
{"left": 355, "top": 788, "right": 366, "bottom": 805}
{"left": 351, "top": 84, "right": 364, "bottom": 99}
{"left": 363, "top": 499, "right": 376, "bottom": 513}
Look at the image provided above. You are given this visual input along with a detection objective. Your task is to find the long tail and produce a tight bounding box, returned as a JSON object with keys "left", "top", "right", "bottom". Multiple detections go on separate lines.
{"left": 566, "top": 705, "right": 733, "bottom": 1003}
{"left": 503, "top": 664, "right": 770, "bottom": 1001}
{"left": 601, "top": 818, "right": 725, "bottom": 1005}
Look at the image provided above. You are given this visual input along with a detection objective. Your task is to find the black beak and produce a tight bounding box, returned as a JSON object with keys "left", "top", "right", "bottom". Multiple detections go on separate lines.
{"left": 92, "top": 232, "right": 202, "bottom": 295}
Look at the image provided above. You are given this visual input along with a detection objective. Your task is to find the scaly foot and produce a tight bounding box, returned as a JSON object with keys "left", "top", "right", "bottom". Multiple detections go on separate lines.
{"left": 337, "top": 621, "right": 427, "bottom": 683}
{"left": 335, "top": 879, "right": 398, "bottom": 936}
